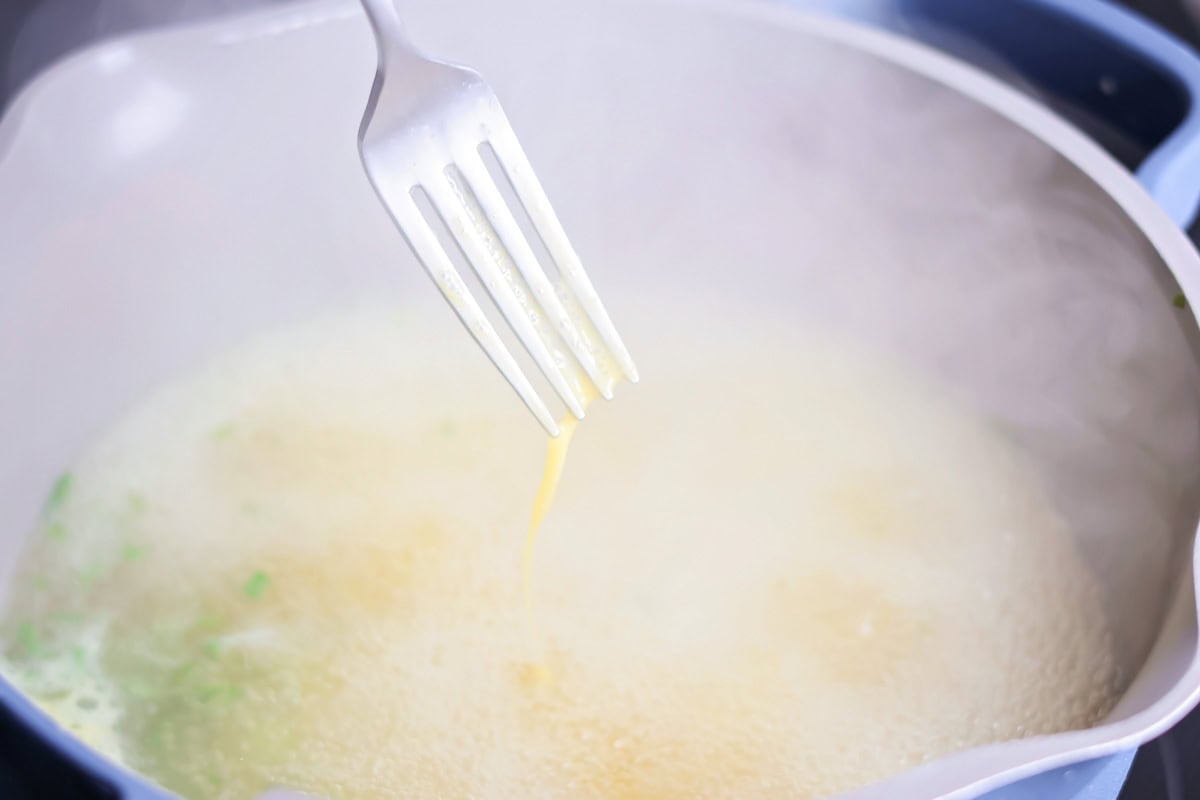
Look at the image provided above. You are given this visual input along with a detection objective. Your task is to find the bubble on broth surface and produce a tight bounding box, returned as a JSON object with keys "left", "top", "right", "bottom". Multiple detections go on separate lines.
{"left": 0, "top": 303, "right": 1117, "bottom": 799}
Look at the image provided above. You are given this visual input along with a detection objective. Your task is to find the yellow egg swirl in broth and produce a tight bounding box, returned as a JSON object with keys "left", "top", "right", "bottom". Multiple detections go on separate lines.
{"left": 523, "top": 410, "right": 584, "bottom": 669}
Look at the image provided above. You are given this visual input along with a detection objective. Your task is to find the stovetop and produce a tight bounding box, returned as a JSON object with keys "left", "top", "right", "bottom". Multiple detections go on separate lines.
{"left": 0, "top": 1, "right": 1198, "bottom": 798}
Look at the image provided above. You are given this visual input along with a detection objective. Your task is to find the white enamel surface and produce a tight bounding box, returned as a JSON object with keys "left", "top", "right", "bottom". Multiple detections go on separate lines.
{"left": 0, "top": 0, "right": 1199, "bottom": 798}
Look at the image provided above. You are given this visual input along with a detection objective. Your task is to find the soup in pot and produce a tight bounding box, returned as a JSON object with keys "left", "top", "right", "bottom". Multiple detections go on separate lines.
{"left": 0, "top": 302, "right": 1117, "bottom": 799}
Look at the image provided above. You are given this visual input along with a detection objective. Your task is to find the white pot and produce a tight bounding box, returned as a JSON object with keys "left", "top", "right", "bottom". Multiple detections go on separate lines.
{"left": 0, "top": 1, "right": 1198, "bottom": 798}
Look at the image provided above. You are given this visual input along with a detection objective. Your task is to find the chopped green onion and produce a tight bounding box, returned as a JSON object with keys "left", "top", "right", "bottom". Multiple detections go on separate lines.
{"left": 172, "top": 660, "right": 199, "bottom": 681}
{"left": 1174, "top": 293, "right": 1188, "bottom": 309}
{"left": 210, "top": 422, "right": 236, "bottom": 441}
{"left": 17, "top": 622, "right": 40, "bottom": 657}
{"left": 122, "top": 544, "right": 148, "bottom": 562}
{"left": 45, "top": 522, "right": 67, "bottom": 541}
{"left": 44, "top": 473, "right": 73, "bottom": 513}
{"left": 197, "top": 683, "right": 244, "bottom": 704}
{"left": 243, "top": 571, "right": 271, "bottom": 600}
{"left": 120, "top": 676, "right": 157, "bottom": 699}
{"left": 192, "top": 614, "right": 226, "bottom": 633}
{"left": 80, "top": 563, "right": 111, "bottom": 587}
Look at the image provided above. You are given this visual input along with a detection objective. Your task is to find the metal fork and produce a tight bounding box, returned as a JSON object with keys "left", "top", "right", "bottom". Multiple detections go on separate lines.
{"left": 356, "top": 0, "right": 638, "bottom": 436}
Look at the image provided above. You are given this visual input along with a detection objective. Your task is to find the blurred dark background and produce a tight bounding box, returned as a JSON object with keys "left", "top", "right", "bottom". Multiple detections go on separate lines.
{"left": 0, "top": 0, "right": 1197, "bottom": 798}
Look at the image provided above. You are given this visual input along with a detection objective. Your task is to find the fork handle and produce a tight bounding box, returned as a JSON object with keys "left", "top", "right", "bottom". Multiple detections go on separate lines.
{"left": 359, "top": 0, "right": 425, "bottom": 66}
{"left": 359, "top": 0, "right": 406, "bottom": 39}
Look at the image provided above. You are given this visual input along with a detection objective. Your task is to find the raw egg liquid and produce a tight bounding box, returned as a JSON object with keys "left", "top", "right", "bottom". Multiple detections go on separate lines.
{"left": 523, "top": 410, "right": 584, "bottom": 663}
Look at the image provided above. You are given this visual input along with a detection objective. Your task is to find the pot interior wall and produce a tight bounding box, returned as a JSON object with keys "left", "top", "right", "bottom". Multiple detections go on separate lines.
{"left": 1, "top": 0, "right": 1198, "bottom": 736}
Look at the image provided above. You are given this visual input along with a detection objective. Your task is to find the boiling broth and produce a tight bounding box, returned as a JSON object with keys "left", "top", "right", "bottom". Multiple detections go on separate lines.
{"left": 0, "top": 303, "right": 1117, "bottom": 799}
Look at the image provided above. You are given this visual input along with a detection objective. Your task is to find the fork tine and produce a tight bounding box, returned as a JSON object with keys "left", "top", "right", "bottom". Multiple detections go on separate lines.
{"left": 454, "top": 149, "right": 615, "bottom": 400}
{"left": 422, "top": 172, "right": 587, "bottom": 419}
{"left": 386, "top": 188, "right": 561, "bottom": 435}
{"left": 485, "top": 122, "right": 639, "bottom": 384}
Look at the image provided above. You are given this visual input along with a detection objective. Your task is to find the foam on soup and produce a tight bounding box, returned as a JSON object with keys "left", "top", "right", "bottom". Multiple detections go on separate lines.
{"left": 0, "top": 303, "right": 1117, "bottom": 799}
